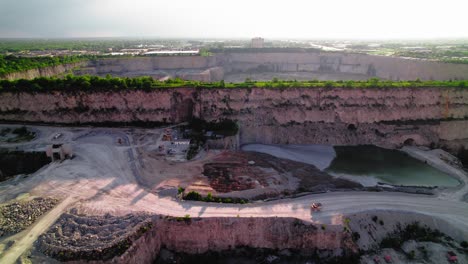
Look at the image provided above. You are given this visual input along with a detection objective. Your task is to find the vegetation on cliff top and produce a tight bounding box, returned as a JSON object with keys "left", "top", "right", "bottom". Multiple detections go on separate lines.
{"left": 0, "top": 55, "right": 87, "bottom": 77}
{"left": 0, "top": 75, "right": 466, "bottom": 92}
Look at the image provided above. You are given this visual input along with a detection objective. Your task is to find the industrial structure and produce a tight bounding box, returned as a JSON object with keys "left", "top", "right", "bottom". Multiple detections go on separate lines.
{"left": 46, "top": 144, "right": 73, "bottom": 162}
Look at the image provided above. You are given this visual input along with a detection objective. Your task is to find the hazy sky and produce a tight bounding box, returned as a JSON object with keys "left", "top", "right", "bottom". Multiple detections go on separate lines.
{"left": 1, "top": 0, "right": 467, "bottom": 39}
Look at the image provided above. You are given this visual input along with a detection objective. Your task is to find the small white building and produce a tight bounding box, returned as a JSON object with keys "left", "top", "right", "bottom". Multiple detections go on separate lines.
{"left": 46, "top": 144, "right": 73, "bottom": 162}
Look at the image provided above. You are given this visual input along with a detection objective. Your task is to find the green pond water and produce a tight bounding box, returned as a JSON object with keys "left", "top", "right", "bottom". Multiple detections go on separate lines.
{"left": 326, "top": 145, "right": 460, "bottom": 187}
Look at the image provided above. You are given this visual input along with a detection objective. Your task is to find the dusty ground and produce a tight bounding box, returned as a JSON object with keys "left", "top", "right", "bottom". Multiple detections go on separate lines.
{"left": 0, "top": 124, "right": 466, "bottom": 263}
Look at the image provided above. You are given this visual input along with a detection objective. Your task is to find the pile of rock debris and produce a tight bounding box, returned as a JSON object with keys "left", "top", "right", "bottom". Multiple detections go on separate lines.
{"left": 38, "top": 212, "right": 154, "bottom": 262}
{"left": 0, "top": 197, "right": 58, "bottom": 236}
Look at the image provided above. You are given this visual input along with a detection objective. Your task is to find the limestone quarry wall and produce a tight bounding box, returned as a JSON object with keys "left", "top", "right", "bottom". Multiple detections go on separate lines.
{"left": 0, "top": 87, "right": 467, "bottom": 148}
{"left": 83, "top": 225, "right": 161, "bottom": 264}
{"left": 70, "top": 52, "right": 468, "bottom": 82}
{"left": 87, "top": 56, "right": 218, "bottom": 74}
{"left": 221, "top": 52, "right": 468, "bottom": 80}
{"left": 157, "top": 217, "right": 350, "bottom": 254}
{"left": 1, "top": 62, "right": 86, "bottom": 80}
{"left": 103, "top": 217, "right": 354, "bottom": 264}
{"left": 197, "top": 87, "right": 468, "bottom": 147}
{"left": 87, "top": 213, "right": 466, "bottom": 264}
{"left": 2, "top": 52, "right": 468, "bottom": 81}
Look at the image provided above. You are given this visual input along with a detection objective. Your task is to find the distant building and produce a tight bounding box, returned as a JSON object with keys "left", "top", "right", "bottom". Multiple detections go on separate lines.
{"left": 251, "top": 37, "right": 264, "bottom": 48}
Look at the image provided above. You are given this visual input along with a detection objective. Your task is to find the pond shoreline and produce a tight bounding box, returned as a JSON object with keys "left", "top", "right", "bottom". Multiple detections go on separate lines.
{"left": 401, "top": 146, "right": 468, "bottom": 201}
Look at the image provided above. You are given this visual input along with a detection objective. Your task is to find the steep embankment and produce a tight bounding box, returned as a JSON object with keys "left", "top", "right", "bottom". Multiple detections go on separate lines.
{"left": 0, "top": 87, "right": 467, "bottom": 149}
{"left": 37, "top": 211, "right": 468, "bottom": 263}
{"left": 1, "top": 62, "right": 86, "bottom": 80}
{"left": 198, "top": 88, "right": 468, "bottom": 148}
{"left": 38, "top": 215, "right": 356, "bottom": 263}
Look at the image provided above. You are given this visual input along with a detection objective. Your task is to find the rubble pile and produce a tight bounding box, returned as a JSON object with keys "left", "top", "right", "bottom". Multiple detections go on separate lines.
{"left": 0, "top": 197, "right": 58, "bottom": 236}
{"left": 38, "top": 212, "right": 153, "bottom": 261}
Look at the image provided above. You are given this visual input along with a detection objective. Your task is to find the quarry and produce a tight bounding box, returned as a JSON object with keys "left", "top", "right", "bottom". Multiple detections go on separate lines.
{"left": 0, "top": 51, "right": 467, "bottom": 264}
{"left": 5, "top": 49, "right": 468, "bottom": 82}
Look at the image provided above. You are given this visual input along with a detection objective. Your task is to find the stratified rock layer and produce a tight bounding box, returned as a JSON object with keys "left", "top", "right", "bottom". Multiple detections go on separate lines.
{"left": 0, "top": 87, "right": 467, "bottom": 148}
{"left": 38, "top": 214, "right": 356, "bottom": 264}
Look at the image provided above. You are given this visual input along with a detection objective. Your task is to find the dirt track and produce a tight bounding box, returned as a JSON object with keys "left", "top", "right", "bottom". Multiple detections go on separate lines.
{"left": 0, "top": 124, "right": 467, "bottom": 263}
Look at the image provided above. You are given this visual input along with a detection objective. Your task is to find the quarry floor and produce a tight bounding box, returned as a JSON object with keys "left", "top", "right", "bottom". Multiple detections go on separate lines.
{"left": 0, "top": 124, "right": 467, "bottom": 263}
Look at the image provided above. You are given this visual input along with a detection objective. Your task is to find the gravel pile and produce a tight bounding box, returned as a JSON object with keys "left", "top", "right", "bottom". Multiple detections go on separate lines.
{"left": 38, "top": 212, "right": 153, "bottom": 261}
{"left": 0, "top": 197, "right": 58, "bottom": 236}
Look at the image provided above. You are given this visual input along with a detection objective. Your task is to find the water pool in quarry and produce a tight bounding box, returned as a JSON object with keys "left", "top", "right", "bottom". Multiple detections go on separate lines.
{"left": 325, "top": 145, "right": 460, "bottom": 187}
{"left": 243, "top": 144, "right": 460, "bottom": 187}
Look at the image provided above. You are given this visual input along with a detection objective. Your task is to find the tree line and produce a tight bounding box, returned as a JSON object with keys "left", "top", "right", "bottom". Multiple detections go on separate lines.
{"left": 0, "top": 75, "right": 466, "bottom": 92}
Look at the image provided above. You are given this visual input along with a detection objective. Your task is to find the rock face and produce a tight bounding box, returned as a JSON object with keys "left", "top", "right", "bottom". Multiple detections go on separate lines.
{"left": 220, "top": 52, "right": 468, "bottom": 81}
{"left": 198, "top": 87, "right": 468, "bottom": 148}
{"left": 74, "top": 57, "right": 223, "bottom": 81}
{"left": 156, "top": 217, "right": 354, "bottom": 256}
{"left": 1, "top": 62, "right": 86, "bottom": 80}
{"left": 4, "top": 52, "right": 468, "bottom": 82}
{"left": 0, "top": 87, "right": 467, "bottom": 149}
{"left": 73, "top": 52, "right": 468, "bottom": 81}
{"left": 39, "top": 215, "right": 356, "bottom": 263}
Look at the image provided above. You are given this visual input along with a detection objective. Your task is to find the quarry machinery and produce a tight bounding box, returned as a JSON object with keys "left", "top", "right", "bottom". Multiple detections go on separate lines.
{"left": 311, "top": 203, "right": 322, "bottom": 212}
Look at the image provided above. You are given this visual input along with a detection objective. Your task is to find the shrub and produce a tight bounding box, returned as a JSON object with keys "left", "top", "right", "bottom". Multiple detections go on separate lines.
{"left": 175, "top": 215, "right": 191, "bottom": 222}
{"left": 205, "top": 192, "right": 213, "bottom": 202}
{"left": 184, "top": 191, "right": 202, "bottom": 201}
{"left": 177, "top": 187, "right": 185, "bottom": 195}
{"left": 183, "top": 190, "right": 247, "bottom": 204}
{"left": 380, "top": 222, "right": 446, "bottom": 249}
{"left": 324, "top": 81, "right": 333, "bottom": 88}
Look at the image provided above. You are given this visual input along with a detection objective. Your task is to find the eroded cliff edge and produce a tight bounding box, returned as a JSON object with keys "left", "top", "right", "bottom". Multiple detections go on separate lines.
{"left": 0, "top": 87, "right": 467, "bottom": 149}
